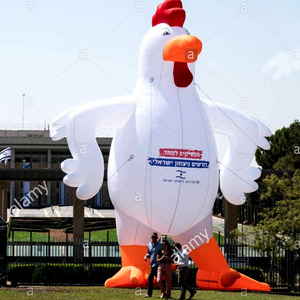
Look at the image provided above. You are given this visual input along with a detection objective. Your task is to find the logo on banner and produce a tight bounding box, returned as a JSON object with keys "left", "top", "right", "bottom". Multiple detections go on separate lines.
{"left": 176, "top": 170, "right": 186, "bottom": 179}
{"left": 148, "top": 148, "right": 209, "bottom": 169}
{"left": 147, "top": 148, "right": 210, "bottom": 185}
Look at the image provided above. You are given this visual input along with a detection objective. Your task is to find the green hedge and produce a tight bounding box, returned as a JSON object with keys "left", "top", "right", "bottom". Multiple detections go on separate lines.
{"left": 6, "top": 264, "right": 35, "bottom": 285}
{"left": 7, "top": 264, "right": 121, "bottom": 285}
{"left": 89, "top": 265, "right": 121, "bottom": 285}
{"left": 6, "top": 264, "right": 265, "bottom": 286}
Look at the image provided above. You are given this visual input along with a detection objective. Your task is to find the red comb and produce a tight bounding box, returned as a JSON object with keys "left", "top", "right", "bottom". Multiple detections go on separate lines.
{"left": 152, "top": 0, "right": 186, "bottom": 27}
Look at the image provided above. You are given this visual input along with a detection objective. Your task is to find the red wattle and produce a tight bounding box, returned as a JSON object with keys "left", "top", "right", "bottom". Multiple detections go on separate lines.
{"left": 173, "top": 62, "right": 193, "bottom": 88}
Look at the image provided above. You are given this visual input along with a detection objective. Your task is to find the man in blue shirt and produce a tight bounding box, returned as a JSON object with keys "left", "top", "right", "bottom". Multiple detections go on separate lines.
{"left": 144, "top": 232, "right": 162, "bottom": 298}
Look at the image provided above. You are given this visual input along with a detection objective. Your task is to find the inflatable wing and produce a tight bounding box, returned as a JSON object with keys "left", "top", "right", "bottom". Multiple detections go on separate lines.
{"left": 202, "top": 99, "right": 271, "bottom": 205}
{"left": 51, "top": 96, "right": 136, "bottom": 199}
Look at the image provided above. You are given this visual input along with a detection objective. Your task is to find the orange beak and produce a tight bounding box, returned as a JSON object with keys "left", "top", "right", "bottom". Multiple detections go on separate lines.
{"left": 163, "top": 35, "right": 202, "bottom": 63}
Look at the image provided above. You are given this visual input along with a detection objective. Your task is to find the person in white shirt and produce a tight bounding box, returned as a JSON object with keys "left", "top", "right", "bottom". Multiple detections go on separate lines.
{"left": 174, "top": 243, "right": 196, "bottom": 300}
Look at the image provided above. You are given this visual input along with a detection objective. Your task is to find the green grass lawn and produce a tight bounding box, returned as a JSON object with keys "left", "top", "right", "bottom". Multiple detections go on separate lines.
{"left": 213, "top": 232, "right": 224, "bottom": 244}
{"left": 9, "top": 229, "right": 118, "bottom": 242}
{"left": 10, "top": 230, "right": 221, "bottom": 244}
{"left": 0, "top": 287, "right": 298, "bottom": 300}
{"left": 84, "top": 229, "right": 118, "bottom": 241}
{"left": 8, "top": 231, "right": 48, "bottom": 241}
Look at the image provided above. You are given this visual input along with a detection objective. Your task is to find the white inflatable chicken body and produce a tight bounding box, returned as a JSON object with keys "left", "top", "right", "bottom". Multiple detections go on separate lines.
{"left": 52, "top": 0, "right": 271, "bottom": 292}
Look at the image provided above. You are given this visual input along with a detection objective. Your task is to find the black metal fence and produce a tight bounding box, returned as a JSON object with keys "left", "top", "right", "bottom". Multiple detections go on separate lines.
{"left": 2, "top": 237, "right": 299, "bottom": 292}
{"left": 4, "top": 238, "right": 121, "bottom": 287}
{"left": 0, "top": 217, "right": 7, "bottom": 286}
{"left": 6, "top": 238, "right": 121, "bottom": 264}
{"left": 213, "top": 198, "right": 263, "bottom": 225}
{"left": 220, "top": 240, "right": 300, "bottom": 292}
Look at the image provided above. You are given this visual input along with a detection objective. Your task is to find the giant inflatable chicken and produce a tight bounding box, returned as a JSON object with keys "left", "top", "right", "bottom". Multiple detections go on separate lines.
{"left": 51, "top": 0, "right": 271, "bottom": 292}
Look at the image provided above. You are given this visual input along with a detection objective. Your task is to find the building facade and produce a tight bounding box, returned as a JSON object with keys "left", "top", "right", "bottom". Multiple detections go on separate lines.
{"left": 0, "top": 130, "right": 113, "bottom": 214}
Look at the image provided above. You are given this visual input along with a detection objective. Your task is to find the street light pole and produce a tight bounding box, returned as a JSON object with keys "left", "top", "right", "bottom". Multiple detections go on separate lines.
{"left": 22, "top": 93, "right": 25, "bottom": 130}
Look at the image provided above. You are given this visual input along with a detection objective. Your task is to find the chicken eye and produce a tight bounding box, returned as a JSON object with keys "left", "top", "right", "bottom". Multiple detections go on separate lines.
{"left": 162, "top": 29, "right": 171, "bottom": 36}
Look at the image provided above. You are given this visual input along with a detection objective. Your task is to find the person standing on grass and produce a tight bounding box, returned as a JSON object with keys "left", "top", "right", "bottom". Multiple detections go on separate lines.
{"left": 174, "top": 243, "right": 196, "bottom": 300}
{"left": 156, "top": 240, "right": 174, "bottom": 299}
{"left": 144, "top": 232, "right": 162, "bottom": 298}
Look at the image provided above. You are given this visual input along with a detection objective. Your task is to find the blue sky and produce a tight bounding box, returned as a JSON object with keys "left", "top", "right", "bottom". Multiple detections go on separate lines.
{"left": 0, "top": 0, "right": 299, "bottom": 137}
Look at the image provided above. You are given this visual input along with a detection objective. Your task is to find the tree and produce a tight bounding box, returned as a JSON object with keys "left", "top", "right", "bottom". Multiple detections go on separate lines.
{"left": 234, "top": 121, "right": 300, "bottom": 251}
{"left": 235, "top": 171, "right": 300, "bottom": 252}
{"left": 255, "top": 119, "right": 300, "bottom": 170}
